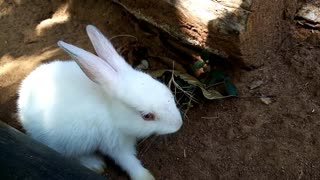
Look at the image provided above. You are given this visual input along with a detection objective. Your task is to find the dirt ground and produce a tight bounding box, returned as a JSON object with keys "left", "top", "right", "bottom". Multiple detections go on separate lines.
{"left": 1, "top": 0, "right": 320, "bottom": 180}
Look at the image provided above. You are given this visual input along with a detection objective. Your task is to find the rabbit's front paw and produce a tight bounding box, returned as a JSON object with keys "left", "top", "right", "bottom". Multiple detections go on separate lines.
{"left": 131, "top": 169, "right": 155, "bottom": 180}
{"left": 78, "top": 155, "right": 106, "bottom": 173}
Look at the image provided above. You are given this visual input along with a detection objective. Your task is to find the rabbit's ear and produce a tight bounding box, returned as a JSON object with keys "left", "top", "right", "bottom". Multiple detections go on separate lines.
{"left": 86, "top": 25, "right": 130, "bottom": 71}
{"left": 58, "top": 41, "right": 118, "bottom": 85}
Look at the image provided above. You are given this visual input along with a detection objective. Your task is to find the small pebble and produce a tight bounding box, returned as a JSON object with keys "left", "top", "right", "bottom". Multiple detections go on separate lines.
{"left": 135, "top": 60, "right": 149, "bottom": 70}
{"left": 260, "top": 97, "right": 272, "bottom": 105}
{"left": 249, "top": 80, "right": 263, "bottom": 90}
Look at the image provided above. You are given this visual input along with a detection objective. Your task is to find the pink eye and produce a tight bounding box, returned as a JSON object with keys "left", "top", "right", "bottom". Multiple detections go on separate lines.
{"left": 142, "top": 113, "right": 155, "bottom": 121}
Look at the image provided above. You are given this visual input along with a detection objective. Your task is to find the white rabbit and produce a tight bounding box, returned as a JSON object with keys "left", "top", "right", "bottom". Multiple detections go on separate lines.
{"left": 17, "top": 25, "right": 183, "bottom": 180}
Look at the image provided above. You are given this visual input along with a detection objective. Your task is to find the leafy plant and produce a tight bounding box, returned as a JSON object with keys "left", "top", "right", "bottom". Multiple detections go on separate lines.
{"left": 146, "top": 50, "right": 237, "bottom": 117}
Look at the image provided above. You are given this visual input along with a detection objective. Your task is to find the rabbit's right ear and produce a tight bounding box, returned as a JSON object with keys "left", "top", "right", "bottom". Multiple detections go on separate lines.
{"left": 86, "top": 25, "right": 130, "bottom": 72}
{"left": 58, "top": 41, "right": 119, "bottom": 86}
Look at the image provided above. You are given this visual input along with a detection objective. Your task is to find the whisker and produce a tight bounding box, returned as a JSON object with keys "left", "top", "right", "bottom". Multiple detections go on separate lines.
{"left": 139, "top": 136, "right": 159, "bottom": 157}
{"left": 138, "top": 136, "right": 150, "bottom": 146}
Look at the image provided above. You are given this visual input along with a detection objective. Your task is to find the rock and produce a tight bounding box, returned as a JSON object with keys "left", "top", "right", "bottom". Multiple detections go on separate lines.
{"left": 249, "top": 80, "right": 263, "bottom": 90}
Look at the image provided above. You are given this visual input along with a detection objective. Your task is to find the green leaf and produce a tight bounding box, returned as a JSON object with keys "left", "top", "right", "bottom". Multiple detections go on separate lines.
{"left": 224, "top": 77, "right": 237, "bottom": 96}
{"left": 149, "top": 70, "right": 224, "bottom": 100}
{"left": 175, "top": 72, "right": 224, "bottom": 99}
{"left": 191, "top": 61, "right": 205, "bottom": 71}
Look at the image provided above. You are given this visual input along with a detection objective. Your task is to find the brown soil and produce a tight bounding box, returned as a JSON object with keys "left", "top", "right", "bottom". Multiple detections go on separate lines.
{"left": 1, "top": 1, "right": 320, "bottom": 180}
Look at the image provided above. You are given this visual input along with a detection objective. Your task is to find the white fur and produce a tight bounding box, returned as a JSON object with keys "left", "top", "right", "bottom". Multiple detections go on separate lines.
{"left": 17, "top": 25, "right": 182, "bottom": 180}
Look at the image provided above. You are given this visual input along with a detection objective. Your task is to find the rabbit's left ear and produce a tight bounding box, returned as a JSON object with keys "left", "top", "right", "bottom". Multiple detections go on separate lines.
{"left": 86, "top": 25, "right": 130, "bottom": 72}
{"left": 57, "top": 41, "right": 119, "bottom": 88}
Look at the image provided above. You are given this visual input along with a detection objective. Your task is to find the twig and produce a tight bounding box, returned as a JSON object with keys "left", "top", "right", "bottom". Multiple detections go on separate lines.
{"left": 201, "top": 116, "right": 219, "bottom": 119}
{"left": 110, "top": 34, "right": 138, "bottom": 41}
{"left": 206, "top": 81, "right": 224, "bottom": 88}
{"left": 236, "top": 95, "right": 276, "bottom": 99}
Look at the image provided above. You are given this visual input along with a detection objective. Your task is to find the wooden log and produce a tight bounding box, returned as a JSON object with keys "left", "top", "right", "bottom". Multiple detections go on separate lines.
{"left": 295, "top": 1, "right": 320, "bottom": 30}
{"left": 112, "top": 0, "right": 299, "bottom": 66}
{"left": 0, "top": 121, "right": 106, "bottom": 180}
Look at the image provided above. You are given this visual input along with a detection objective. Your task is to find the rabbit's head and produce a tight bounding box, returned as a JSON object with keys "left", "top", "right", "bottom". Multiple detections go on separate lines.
{"left": 58, "top": 25, "right": 182, "bottom": 138}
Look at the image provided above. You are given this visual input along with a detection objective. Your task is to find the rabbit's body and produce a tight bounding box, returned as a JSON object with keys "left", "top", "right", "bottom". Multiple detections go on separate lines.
{"left": 19, "top": 61, "right": 113, "bottom": 156}
{"left": 18, "top": 25, "right": 182, "bottom": 180}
